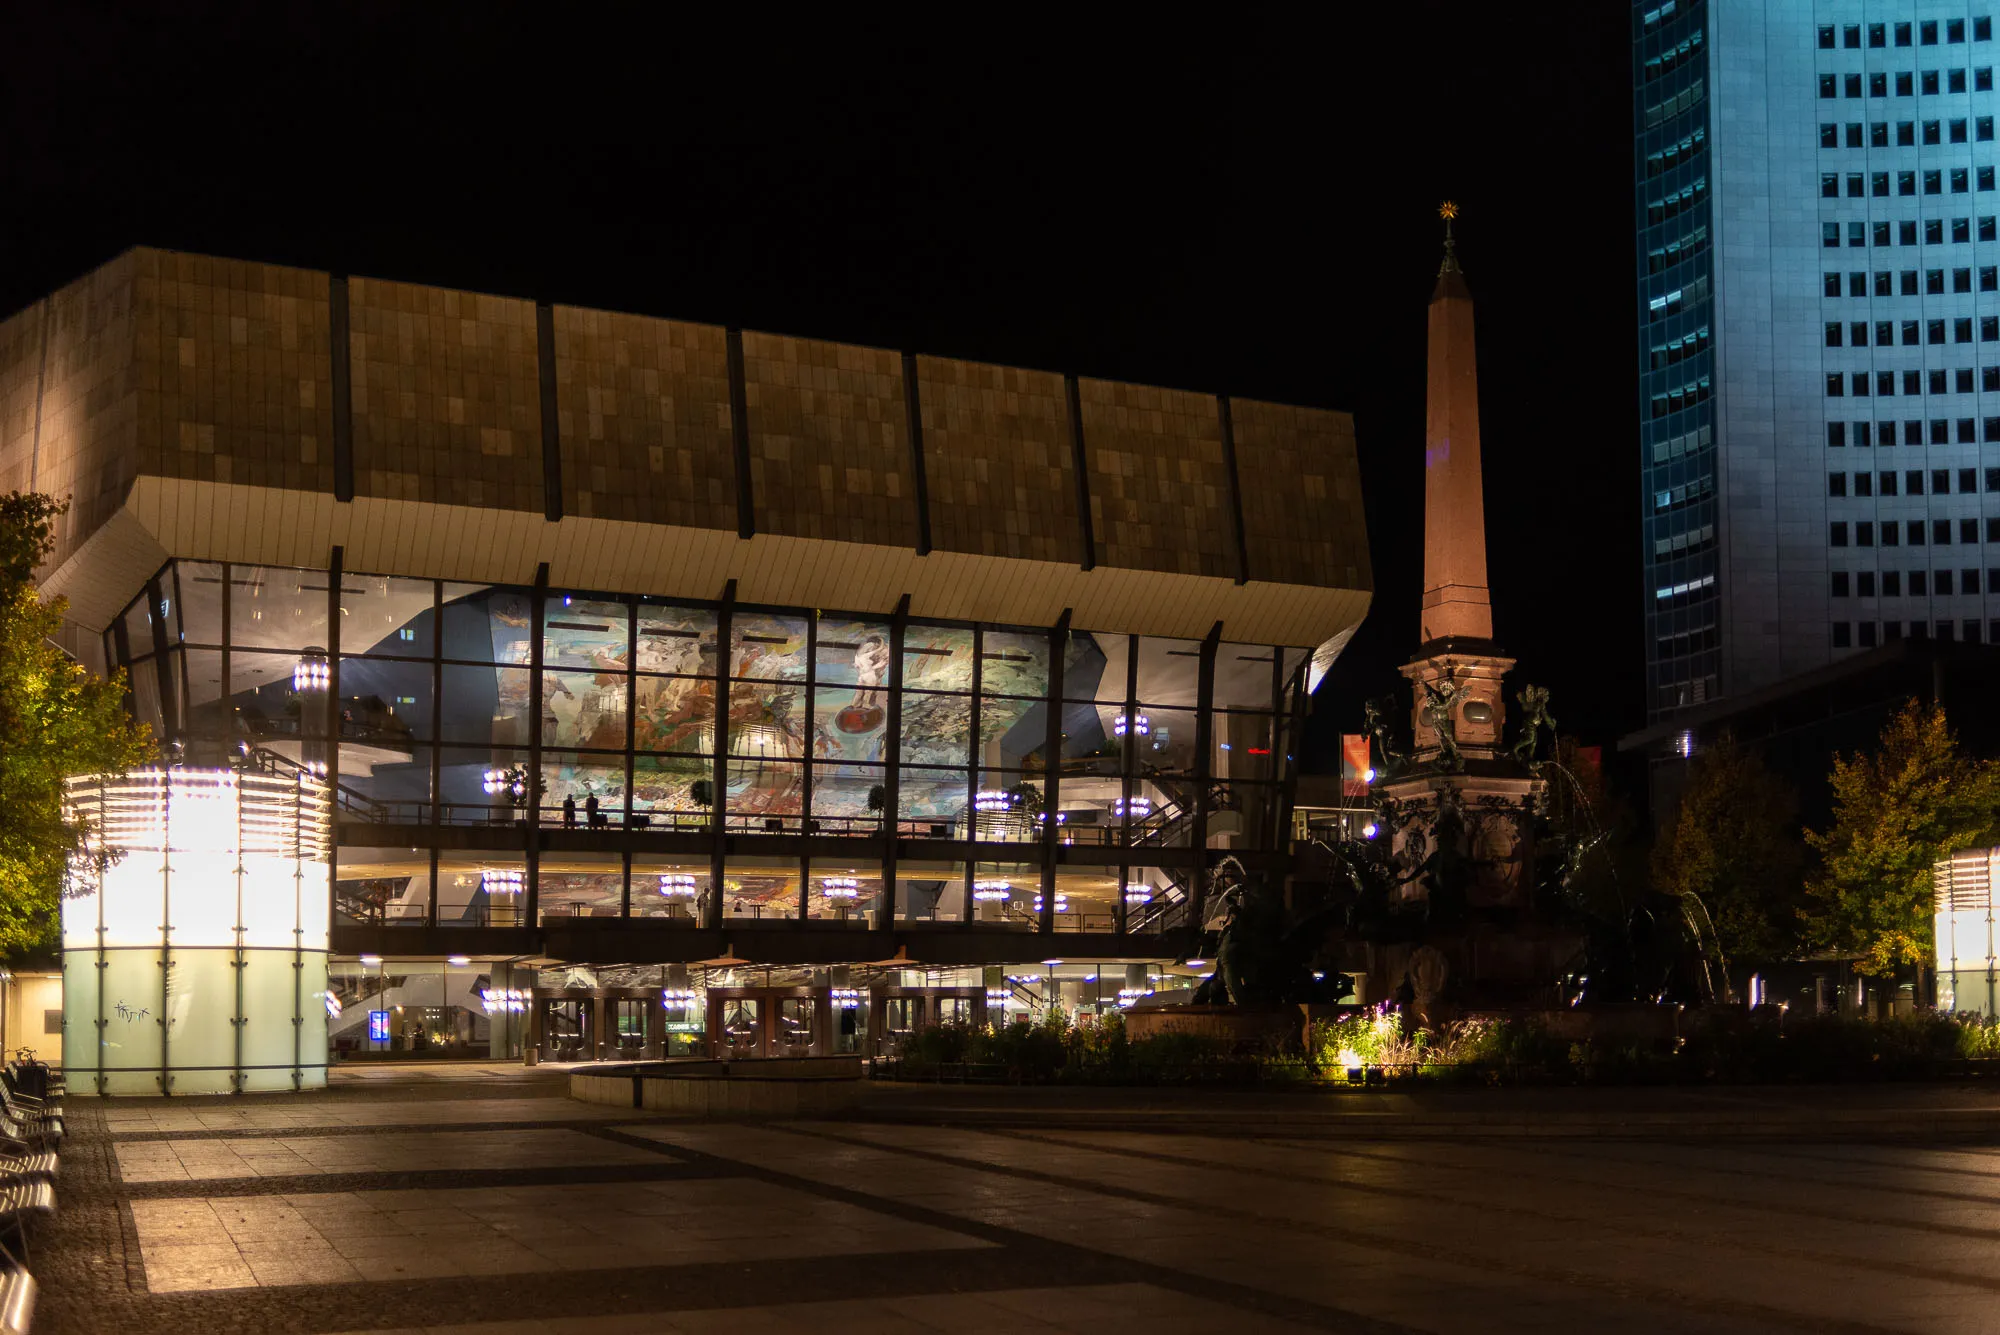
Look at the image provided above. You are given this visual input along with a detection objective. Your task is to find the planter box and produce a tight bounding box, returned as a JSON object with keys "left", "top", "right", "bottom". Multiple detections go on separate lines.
{"left": 569, "top": 1056, "right": 864, "bottom": 1118}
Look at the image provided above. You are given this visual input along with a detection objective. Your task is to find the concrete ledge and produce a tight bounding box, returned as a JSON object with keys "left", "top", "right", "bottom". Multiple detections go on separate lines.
{"left": 570, "top": 1057, "right": 865, "bottom": 1118}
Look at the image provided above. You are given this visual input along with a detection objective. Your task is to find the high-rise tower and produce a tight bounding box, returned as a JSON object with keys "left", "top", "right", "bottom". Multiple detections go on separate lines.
{"left": 1633, "top": 3, "right": 2000, "bottom": 724}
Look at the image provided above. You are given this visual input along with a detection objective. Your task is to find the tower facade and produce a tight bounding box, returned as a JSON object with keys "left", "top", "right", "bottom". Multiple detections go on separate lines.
{"left": 1635, "top": 2, "right": 2000, "bottom": 723}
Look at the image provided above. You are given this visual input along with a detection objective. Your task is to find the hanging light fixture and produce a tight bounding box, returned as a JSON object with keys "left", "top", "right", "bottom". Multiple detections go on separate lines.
{"left": 829, "top": 987, "right": 862, "bottom": 1009}
{"left": 821, "top": 876, "right": 860, "bottom": 901}
{"left": 1113, "top": 796, "right": 1153, "bottom": 819}
{"left": 482, "top": 868, "right": 523, "bottom": 896}
{"left": 1124, "top": 883, "right": 1154, "bottom": 905}
{"left": 1030, "top": 891, "right": 1070, "bottom": 913}
{"left": 973, "top": 789, "right": 1014, "bottom": 813}
{"left": 292, "top": 653, "right": 330, "bottom": 692}
{"left": 972, "top": 880, "right": 1010, "bottom": 903}
{"left": 1113, "top": 712, "right": 1150, "bottom": 738}
{"left": 658, "top": 873, "right": 698, "bottom": 900}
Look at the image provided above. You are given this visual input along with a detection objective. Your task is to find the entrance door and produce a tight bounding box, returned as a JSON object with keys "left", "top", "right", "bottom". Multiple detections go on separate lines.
{"left": 772, "top": 997, "right": 817, "bottom": 1056}
{"left": 542, "top": 998, "right": 593, "bottom": 1062}
{"left": 718, "top": 998, "right": 763, "bottom": 1056}
{"left": 609, "top": 999, "right": 648, "bottom": 1059}
{"left": 882, "top": 996, "right": 922, "bottom": 1054}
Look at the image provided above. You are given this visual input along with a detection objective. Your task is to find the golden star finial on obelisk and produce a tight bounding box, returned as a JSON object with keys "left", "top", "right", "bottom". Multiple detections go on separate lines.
{"left": 1438, "top": 200, "right": 1461, "bottom": 275}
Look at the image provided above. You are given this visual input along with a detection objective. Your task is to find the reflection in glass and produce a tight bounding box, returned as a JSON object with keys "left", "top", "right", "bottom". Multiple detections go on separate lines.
{"left": 723, "top": 861, "right": 800, "bottom": 919}
{"left": 811, "top": 761, "right": 884, "bottom": 825}
{"left": 441, "top": 584, "right": 531, "bottom": 665}
{"left": 979, "top": 629, "right": 1049, "bottom": 698}
{"left": 541, "top": 752, "right": 626, "bottom": 824}
{"left": 633, "top": 675, "right": 713, "bottom": 753}
{"left": 721, "top": 998, "right": 762, "bottom": 1054}
{"left": 338, "top": 658, "right": 434, "bottom": 741}
{"left": 814, "top": 618, "right": 891, "bottom": 763}
{"left": 1063, "top": 631, "right": 1128, "bottom": 702}
{"left": 775, "top": 997, "right": 815, "bottom": 1053}
{"left": 542, "top": 667, "right": 627, "bottom": 748}
{"left": 437, "top": 853, "right": 525, "bottom": 926}
{"left": 231, "top": 565, "right": 327, "bottom": 651}
{"left": 176, "top": 561, "right": 225, "bottom": 645}
{"left": 1215, "top": 644, "right": 1279, "bottom": 711}
{"left": 637, "top": 602, "right": 717, "bottom": 674}
{"left": 897, "top": 767, "right": 968, "bottom": 828}
{"left": 630, "top": 754, "right": 710, "bottom": 826}
{"left": 539, "top": 855, "right": 624, "bottom": 919}
{"left": 896, "top": 862, "right": 966, "bottom": 923}
{"left": 340, "top": 744, "right": 432, "bottom": 821}
{"left": 543, "top": 596, "right": 630, "bottom": 669}
{"left": 1134, "top": 636, "right": 1203, "bottom": 707}
{"left": 439, "top": 664, "right": 531, "bottom": 745}
{"left": 730, "top": 612, "right": 808, "bottom": 680}
{"left": 903, "top": 624, "right": 975, "bottom": 691}
{"left": 899, "top": 691, "right": 971, "bottom": 765}
{"left": 1216, "top": 713, "right": 1278, "bottom": 781}
{"left": 439, "top": 747, "right": 531, "bottom": 825}
{"left": 185, "top": 649, "right": 225, "bottom": 738}
{"left": 341, "top": 575, "right": 436, "bottom": 658}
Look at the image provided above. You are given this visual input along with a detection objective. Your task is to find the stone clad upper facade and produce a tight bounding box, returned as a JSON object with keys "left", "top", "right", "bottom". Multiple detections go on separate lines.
{"left": 0, "top": 246, "right": 1371, "bottom": 656}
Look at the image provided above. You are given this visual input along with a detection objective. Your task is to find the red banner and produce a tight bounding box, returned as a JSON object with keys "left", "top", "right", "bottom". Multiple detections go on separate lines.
{"left": 1341, "top": 734, "right": 1371, "bottom": 797}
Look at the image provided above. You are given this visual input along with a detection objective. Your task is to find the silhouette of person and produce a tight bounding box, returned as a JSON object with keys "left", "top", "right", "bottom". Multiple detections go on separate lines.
{"left": 562, "top": 794, "right": 577, "bottom": 828}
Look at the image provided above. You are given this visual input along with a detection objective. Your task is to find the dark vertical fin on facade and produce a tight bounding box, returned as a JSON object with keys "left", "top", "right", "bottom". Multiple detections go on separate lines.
{"left": 726, "top": 329, "right": 755, "bottom": 539}
{"left": 526, "top": 562, "right": 549, "bottom": 925}
{"left": 901, "top": 352, "right": 933, "bottom": 555}
{"left": 1038, "top": 607, "right": 1070, "bottom": 935}
{"left": 144, "top": 572, "right": 175, "bottom": 740}
{"left": 882, "top": 592, "right": 910, "bottom": 923}
{"left": 536, "top": 302, "right": 563, "bottom": 522}
{"left": 1190, "top": 619, "right": 1223, "bottom": 929}
{"left": 709, "top": 579, "right": 738, "bottom": 929}
{"left": 325, "top": 545, "right": 344, "bottom": 898}
{"left": 1218, "top": 395, "right": 1250, "bottom": 586}
{"left": 330, "top": 276, "right": 354, "bottom": 502}
{"left": 1066, "top": 374, "right": 1095, "bottom": 570}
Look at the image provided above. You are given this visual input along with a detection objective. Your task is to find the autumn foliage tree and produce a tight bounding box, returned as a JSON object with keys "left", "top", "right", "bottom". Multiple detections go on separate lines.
{"left": 1652, "top": 731, "right": 1804, "bottom": 963}
{"left": 1802, "top": 700, "right": 2000, "bottom": 977}
{"left": 0, "top": 493, "right": 153, "bottom": 955}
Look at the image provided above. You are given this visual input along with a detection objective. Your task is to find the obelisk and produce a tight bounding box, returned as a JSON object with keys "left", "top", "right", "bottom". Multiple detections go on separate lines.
{"left": 1376, "top": 203, "right": 1539, "bottom": 912}
{"left": 1421, "top": 200, "right": 1493, "bottom": 645}
{"left": 1398, "top": 202, "right": 1515, "bottom": 765}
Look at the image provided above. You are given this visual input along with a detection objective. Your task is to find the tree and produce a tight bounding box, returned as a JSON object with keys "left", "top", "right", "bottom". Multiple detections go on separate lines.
{"left": 0, "top": 493, "right": 154, "bottom": 955}
{"left": 1802, "top": 700, "right": 2000, "bottom": 977}
{"left": 1651, "top": 731, "right": 1803, "bottom": 963}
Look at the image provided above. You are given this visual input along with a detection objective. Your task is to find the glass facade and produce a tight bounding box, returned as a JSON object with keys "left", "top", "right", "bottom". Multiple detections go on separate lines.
{"left": 1635, "top": 0, "right": 1722, "bottom": 716}
{"left": 109, "top": 560, "right": 1309, "bottom": 943}
{"left": 1636, "top": 2, "right": 2000, "bottom": 719}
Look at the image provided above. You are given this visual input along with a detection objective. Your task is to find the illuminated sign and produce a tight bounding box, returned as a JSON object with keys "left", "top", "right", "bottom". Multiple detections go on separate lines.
{"left": 368, "top": 1010, "right": 391, "bottom": 1043}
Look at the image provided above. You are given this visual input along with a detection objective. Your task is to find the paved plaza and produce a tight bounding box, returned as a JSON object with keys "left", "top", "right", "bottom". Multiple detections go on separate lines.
{"left": 27, "top": 1066, "right": 2000, "bottom": 1332}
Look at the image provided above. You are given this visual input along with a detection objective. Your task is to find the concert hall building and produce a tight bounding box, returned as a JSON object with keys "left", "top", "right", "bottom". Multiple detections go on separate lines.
{"left": 1, "top": 247, "right": 1370, "bottom": 1063}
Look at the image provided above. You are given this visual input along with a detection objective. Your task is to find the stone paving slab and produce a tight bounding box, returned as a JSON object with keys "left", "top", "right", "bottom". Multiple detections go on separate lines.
{"left": 130, "top": 1176, "right": 993, "bottom": 1293}
{"left": 100, "top": 1096, "right": 634, "bottom": 1135}
{"left": 114, "top": 1128, "right": 674, "bottom": 1182}
{"left": 323, "top": 1281, "right": 1320, "bottom": 1334}
{"left": 36, "top": 1065, "right": 2000, "bottom": 1333}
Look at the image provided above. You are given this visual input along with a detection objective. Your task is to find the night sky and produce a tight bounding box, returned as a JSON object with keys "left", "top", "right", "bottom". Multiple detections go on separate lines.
{"left": 0, "top": 9, "right": 1638, "bottom": 773}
